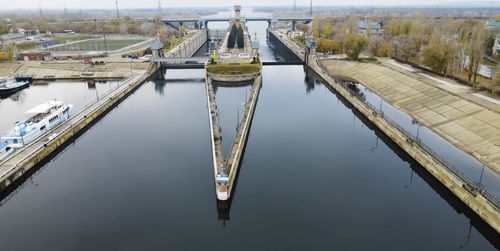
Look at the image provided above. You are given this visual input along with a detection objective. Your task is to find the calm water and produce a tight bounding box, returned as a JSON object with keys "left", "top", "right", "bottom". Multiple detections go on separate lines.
{"left": 0, "top": 81, "right": 117, "bottom": 132}
{"left": 0, "top": 9, "right": 498, "bottom": 250}
{"left": 0, "top": 65, "right": 497, "bottom": 249}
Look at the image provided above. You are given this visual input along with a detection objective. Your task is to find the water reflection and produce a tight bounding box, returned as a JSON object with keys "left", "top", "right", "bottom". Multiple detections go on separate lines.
{"left": 305, "top": 68, "right": 500, "bottom": 248}
{"left": 154, "top": 80, "right": 167, "bottom": 96}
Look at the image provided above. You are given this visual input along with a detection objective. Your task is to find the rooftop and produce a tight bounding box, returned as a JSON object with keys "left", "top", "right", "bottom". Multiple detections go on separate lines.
{"left": 26, "top": 100, "right": 63, "bottom": 114}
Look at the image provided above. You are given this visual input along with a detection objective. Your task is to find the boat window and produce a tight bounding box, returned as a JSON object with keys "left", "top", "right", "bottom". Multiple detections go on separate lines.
{"left": 40, "top": 125, "right": 46, "bottom": 131}
{"left": 6, "top": 147, "right": 10, "bottom": 151}
{"left": 13, "top": 139, "right": 17, "bottom": 144}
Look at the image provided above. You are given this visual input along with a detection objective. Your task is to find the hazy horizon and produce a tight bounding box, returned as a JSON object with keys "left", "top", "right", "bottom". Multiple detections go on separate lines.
{"left": 3, "top": 0, "right": 500, "bottom": 10}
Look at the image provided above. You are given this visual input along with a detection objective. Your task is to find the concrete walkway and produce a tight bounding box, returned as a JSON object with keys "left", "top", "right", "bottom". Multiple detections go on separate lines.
{"left": 322, "top": 59, "right": 500, "bottom": 175}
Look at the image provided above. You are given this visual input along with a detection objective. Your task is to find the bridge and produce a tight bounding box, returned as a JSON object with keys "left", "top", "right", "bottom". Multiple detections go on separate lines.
{"left": 152, "top": 56, "right": 305, "bottom": 69}
{"left": 162, "top": 17, "right": 313, "bottom": 30}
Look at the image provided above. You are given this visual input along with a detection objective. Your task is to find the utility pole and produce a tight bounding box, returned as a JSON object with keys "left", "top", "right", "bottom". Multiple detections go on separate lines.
{"left": 115, "top": 0, "right": 120, "bottom": 19}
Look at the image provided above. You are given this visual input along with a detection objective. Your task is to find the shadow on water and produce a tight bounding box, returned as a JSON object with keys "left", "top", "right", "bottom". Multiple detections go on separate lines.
{"left": 304, "top": 68, "right": 500, "bottom": 248}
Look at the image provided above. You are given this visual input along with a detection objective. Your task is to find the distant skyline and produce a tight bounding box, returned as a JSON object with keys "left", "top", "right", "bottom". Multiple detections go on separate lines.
{"left": 3, "top": 0, "right": 499, "bottom": 10}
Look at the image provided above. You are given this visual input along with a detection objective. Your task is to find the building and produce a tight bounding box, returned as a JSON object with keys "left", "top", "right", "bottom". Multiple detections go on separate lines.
{"left": 234, "top": 5, "right": 241, "bottom": 20}
{"left": 358, "top": 20, "right": 384, "bottom": 36}
{"left": 17, "top": 51, "right": 52, "bottom": 61}
{"left": 494, "top": 34, "right": 500, "bottom": 55}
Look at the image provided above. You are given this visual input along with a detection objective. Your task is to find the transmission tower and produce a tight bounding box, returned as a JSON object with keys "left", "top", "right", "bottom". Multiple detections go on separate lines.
{"left": 157, "top": 0, "right": 162, "bottom": 17}
{"left": 310, "top": 0, "right": 313, "bottom": 17}
{"left": 115, "top": 0, "right": 120, "bottom": 18}
{"left": 293, "top": 0, "right": 296, "bottom": 10}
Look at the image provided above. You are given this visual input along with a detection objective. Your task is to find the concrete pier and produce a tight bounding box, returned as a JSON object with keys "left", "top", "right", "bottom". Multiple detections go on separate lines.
{"left": 271, "top": 28, "right": 500, "bottom": 234}
{"left": 205, "top": 74, "right": 262, "bottom": 201}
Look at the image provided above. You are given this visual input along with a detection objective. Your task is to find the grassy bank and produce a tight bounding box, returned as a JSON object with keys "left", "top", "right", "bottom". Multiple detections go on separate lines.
{"left": 206, "top": 62, "right": 260, "bottom": 75}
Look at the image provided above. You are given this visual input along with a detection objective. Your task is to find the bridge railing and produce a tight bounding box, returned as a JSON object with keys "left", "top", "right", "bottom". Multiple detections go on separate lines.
{"left": 317, "top": 60, "right": 500, "bottom": 209}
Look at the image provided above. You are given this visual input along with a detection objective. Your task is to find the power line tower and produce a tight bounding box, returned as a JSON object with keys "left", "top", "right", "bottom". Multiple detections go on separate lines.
{"left": 157, "top": 0, "right": 162, "bottom": 17}
{"left": 115, "top": 0, "right": 120, "bottom": 18}
{"left": 293, "top": 0, "right": 296, "bottom": 10}
{"left": 39, "top": 5, "right": 43, "bottom": 18}
{"left": 154, "top": 0, "right": 162, "bottom": 32}
{"left": 310, "top": 0, "right": 313, "bottom": 17}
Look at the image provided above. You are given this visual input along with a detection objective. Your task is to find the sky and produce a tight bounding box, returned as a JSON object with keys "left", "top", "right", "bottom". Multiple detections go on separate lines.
{"left": 0, "top": 0, "right": 493, "bottom": 9}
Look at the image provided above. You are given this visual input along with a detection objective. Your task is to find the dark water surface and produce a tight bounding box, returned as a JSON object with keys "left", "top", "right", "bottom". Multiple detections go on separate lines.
{"left": 0, "top": 66, "right": 497, "bottom": 250}
{"left": 0, "top": 9, "right": 498, "bottom": 249}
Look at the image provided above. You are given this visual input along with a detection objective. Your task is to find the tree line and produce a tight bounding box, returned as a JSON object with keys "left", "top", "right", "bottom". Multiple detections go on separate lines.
{"left": 298, "top": 15, "right": 500, "bottom": 87}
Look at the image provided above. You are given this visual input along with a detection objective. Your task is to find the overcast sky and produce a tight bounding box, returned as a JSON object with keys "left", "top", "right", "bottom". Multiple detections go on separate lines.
{"left": 1, "top": 0, "right": 486, "bottom": 10}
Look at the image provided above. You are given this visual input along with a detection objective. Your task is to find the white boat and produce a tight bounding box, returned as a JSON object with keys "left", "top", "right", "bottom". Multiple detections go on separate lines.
{"left": 0, "top": 100, "right": 73, "bottom": 161}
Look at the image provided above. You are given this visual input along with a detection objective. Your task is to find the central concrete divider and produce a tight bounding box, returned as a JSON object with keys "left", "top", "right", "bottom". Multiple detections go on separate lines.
{"left": 205, "top": 70, "right": 262, "bottom": 201}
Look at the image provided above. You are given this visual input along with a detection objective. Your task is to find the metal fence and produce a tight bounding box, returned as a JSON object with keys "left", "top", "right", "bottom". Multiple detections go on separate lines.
{"left": 319, "top": 61, "right": 500, "bottom": 209}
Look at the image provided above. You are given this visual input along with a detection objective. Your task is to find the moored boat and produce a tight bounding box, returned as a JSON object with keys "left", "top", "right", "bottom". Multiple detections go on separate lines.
{"left": 0, "top": 78, "right": 30, "bottom": 97}
{"left": 0, "top": 100, "right": 73, "bottom": 161}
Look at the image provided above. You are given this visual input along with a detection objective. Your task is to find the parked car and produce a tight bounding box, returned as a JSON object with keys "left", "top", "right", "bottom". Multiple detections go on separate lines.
{"left": 121, "top": 54, "right": 127, "bottom": 58}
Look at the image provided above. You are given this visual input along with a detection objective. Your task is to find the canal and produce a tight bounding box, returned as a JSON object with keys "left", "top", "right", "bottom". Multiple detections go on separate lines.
{"left": 0, "top": 8, "right": 498, "bottom": 250}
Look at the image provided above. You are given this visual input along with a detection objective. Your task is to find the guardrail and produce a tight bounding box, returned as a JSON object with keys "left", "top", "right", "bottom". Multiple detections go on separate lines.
{"left": 317, "top": 59, "right": 500, "bottom": 209}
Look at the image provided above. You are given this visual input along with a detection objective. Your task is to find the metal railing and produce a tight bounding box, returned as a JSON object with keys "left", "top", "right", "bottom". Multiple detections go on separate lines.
{"left": 317, "top": 60, "right": 500, "bottom": 209}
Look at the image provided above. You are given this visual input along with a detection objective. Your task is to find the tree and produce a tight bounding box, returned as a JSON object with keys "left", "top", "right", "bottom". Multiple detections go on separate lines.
{"left": 344, "top": 16, "right": 359, "bottom": 35}
{"left": 316, "top": 38, "right": 340, "bottom": 54}
{"left": 324, "top": 22, "right": 332, "bottom": 38}
{"left": 379, "top": 41, "right": 393, "bottom": 57}
{"left": 494, "top": 64, "right": 500, "bottom": 89}
{"left": 465, "top": 24, "right": 488, "bottom": 83}
{"left": 0, "top": 20, "right": 9, "bottom": 34}
{"left": 343, "top": 34, "right": 368, "bottom": 60}
{"left": 236, "top": 24, "right": 244, "bottom": 49}
{"left": 422, "top": 45, "right": 453, "bottom": 74}
{"left": 296, "top": 22, "right": 309, "bottom": 33}
{"left": 312, "top": 17, "right": 319, "bottom": 39}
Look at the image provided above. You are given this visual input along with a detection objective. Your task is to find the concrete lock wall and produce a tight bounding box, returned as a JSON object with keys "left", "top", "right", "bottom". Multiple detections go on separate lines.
{"left": 306, "top": 55, "right": 500, "bottom": 234}
{"left": 269, "top": 29, "right": 500, "bottom": 233}
{"left": 164, "top": 30, "right": 207, "bottom": 58}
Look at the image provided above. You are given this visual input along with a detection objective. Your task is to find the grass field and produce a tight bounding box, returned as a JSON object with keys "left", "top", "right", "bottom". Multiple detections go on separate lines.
{"left": 206, "top": 62, "right": 261, "bottom": 75}
{"left": 49, "top": 39, "right": 145, "bottom": 52}
{"left": 15, "top": 43, "right": 37, "bottom": 51}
